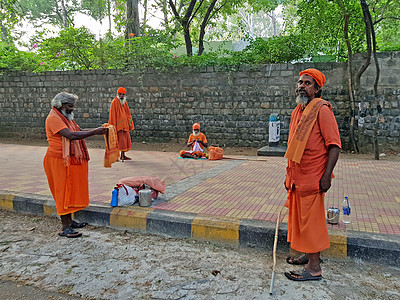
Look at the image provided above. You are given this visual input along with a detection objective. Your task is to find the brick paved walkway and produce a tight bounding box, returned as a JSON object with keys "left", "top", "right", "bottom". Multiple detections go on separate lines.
{"left": 0, "top": 143, "right": 399, "bottom": 236}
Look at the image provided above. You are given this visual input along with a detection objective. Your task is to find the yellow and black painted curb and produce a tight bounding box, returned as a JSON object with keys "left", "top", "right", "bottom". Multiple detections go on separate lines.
{"left": 1, "top": 192, "right": 399, "bottom": 266}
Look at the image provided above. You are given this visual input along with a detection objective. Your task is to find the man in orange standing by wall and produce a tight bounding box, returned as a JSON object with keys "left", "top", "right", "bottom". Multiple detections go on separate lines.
{"left": 284, "top": 69, "right": 341, "bottom": 281}
{"left": 108, "top": 87, "right": 134, "bottom": 161}
{"left": 44, "top": 92, "right": 107, "bottom": 238}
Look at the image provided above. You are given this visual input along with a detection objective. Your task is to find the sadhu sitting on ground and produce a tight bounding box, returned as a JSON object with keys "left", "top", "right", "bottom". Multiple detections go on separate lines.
{"left": 180, "top": 123, "right": 208, "bottom": 159}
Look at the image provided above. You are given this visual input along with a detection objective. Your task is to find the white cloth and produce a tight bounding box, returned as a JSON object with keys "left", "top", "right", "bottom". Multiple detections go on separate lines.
{"left": 189, "top": 141, "right": 203, "bottom": 153}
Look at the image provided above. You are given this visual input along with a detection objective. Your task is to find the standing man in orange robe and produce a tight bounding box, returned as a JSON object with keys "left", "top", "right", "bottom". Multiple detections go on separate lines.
{"left": 108, "top": 87, "right": 134, "bottom": 161}
{"left": 284, "top": 69, "right": 341, "bottom": 281}
{"left": 44, "top": 92, "right": 107, "bottom": 238}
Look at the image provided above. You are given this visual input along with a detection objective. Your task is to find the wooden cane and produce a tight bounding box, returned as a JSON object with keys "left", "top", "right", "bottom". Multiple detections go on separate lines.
{"left": 121, "top": 130, "right": 124, "bottom": 162}
{"left": 269, "top": 211, "right": 281, "bottom": 295}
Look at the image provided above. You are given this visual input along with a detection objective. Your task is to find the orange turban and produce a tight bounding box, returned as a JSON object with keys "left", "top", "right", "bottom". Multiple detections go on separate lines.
{"left": 299, "top": 69, "right": 326, "bottom": 88}
{"left": 192, "top": 123, "right": 200, "bottom": 130}
{"left": 117, "top": 87, "right": 127, "bottom": 94}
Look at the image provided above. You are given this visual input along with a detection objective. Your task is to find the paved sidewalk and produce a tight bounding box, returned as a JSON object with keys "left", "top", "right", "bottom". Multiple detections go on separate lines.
{"left": 1, "top": 143, "right": 399, "bottom": 265}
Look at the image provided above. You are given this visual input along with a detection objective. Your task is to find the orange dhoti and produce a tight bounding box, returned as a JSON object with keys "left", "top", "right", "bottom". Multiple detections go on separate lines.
{"left": 179, "top": 150, "right": 204, "bottom": 157}
{"left": 117, "top": 130, "right": 132, "bottom": 152}
{"left": 44, "top": 154, "right": 89, "bottom": 216}
{"left": 285, "top": 189, "right": 330, "bottom": 253}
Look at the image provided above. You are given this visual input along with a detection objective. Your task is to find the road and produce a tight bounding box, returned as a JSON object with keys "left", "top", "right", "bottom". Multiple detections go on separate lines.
{"left": 0, "top": 210, "right": 399, "bottom": 300}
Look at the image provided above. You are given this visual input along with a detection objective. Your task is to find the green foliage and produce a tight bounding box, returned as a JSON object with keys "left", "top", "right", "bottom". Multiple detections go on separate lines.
{"left": 18, "top": 0, "right": 81, "bottom": 27}
{"left": 244, "top": 34, "right": 310, "bottom": 63}
{"left": 17, "top": 27, "right": 312, "bottom": 73}
{"left": 35, "top": 27, "right": 98, "bottom": 71}
{"left": 282, "top": 0, "right": 400, "bottom": 57}
{"left": 294, "top": 0, "right": 366, "bottom": 58}
{"left": 81, "top": 0, "right": 109, "bottom": 21}
{"left": 0, "top": 41, "right": 38, "bottom": 71}
{"left": 373, "top": 0, "right": 400, "bottom": 51}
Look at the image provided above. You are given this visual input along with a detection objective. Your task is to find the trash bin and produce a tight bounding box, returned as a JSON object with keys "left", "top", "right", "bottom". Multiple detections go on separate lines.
{"left": 268, "top": 114, "right": 280, "bottom": 147}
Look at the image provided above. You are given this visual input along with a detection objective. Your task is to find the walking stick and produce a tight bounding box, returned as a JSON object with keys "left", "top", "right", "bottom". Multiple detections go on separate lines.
{"left": 120, "top": 130, "right": 124, "bottom": 162}
{"left": 269, "top": 211, "right": 281, "bottom": 295}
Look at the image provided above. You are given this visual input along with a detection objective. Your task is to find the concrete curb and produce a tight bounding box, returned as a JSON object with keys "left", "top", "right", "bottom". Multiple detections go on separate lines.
{"left": 1, "top": 192, "right": 399, "bottom": 267}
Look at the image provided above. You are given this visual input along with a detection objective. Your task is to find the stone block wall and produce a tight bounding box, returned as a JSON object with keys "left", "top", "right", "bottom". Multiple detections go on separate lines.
{"left": 0, "top": 52, "right": 399, "bottom": 150}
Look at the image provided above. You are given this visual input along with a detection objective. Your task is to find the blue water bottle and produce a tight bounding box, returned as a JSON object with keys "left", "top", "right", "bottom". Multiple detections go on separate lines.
{"left": 342, "top": 196, "right": 351, "bottom": 224}
{"left": 110, "top": 187, "right": 118, "bottom": 207}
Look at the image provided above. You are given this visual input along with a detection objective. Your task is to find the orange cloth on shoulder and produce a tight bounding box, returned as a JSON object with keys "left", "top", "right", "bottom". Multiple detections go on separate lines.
{"left": 103, "top": 123, "right": 119, "bottom": 168}
{"left": 284, "top": 98, "right": 330, "bottom": 164}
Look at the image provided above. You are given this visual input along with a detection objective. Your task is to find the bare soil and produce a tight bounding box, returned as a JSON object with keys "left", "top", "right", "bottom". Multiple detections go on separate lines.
{"left": 0, "top": 210, "right": 399, "bottom": 300}
{"left": 1, "top": 136, "right": 400, "bottom": 160}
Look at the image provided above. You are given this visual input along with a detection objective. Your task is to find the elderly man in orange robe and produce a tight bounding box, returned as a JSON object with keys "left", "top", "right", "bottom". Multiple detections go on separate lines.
{"left": 180, "top": 123, "right": 208, "bottom": 159}
{"left": 108, "top": 87, "right": 134, "bottom": 161}
{"left": 284, "top": 69, "right": 341, "bottom": 281}
{"left": 44, "top": 92, "right": 107, "bottom": 238}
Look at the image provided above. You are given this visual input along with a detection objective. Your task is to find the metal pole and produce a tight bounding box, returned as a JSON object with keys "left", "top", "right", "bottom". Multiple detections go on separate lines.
{"left": 269, "top": 211, "right": 281, "bottom": 295}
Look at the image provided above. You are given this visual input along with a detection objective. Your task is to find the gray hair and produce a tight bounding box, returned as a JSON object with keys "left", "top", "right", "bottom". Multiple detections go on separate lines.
{"left": 51, "top": 92, "right": 78, "bottom": 108}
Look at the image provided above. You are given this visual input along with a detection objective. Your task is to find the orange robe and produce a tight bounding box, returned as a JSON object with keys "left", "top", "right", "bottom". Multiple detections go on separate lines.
{"left": 43, "top": 108, "right": 90, "bottom": 216}
{"left": 108, "top": 97, "right": 134, "bottom": 152}
{"left": 285, "top": 98, "right": 341, "bottom": 253}
{"left": 180, "top": 132, "right": 208, "bottom": 157}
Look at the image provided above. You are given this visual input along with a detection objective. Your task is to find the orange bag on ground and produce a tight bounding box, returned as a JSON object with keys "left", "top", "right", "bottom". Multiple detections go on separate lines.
{"left": 208, "top": 146, "right": 223, "bottom": 160}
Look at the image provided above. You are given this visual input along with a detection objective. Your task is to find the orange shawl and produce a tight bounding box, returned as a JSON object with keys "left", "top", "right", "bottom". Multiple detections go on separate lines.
{"left": 284, "top": 98, "right": 331, "bottom": 163}
{"left": 108, "top": 97, "right": 134, "bottom": 132}
{"left": 49, "top": 108, "right": 89, "bottom": 166}
{"left": 103, "top": 123, "right": 119, "bottom": 168}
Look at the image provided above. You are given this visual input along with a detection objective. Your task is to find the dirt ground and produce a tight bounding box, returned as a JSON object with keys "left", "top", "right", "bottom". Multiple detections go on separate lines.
{"left": 1, "top": 136, "right": 400, "bottom": 161}
{"left": 0, "top": 210, "right": 399, "bottom": 300}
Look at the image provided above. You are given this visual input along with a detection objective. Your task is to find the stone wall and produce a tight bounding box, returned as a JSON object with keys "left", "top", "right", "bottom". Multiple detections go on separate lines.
{"left": 0, "top": 52, "right": 399, "bottom": 150}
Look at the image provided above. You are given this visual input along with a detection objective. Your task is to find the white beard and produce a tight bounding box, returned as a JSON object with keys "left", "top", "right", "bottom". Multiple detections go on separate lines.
{"left": 296, "top": 95, "right": 309, "bottom": 107}
{"left": 118, "top": 96, "right": 126, "bottom": 106}
{"left": 193, "top": 130, "right": 200, "bottom": 137}
{"left": 61, "top": 109, "right": 74, "bottom": 121}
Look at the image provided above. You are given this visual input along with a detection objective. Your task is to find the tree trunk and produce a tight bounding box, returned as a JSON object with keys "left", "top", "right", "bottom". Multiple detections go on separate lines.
{"left": 198, "top": 0, "right": 218, "bottom": 56}
{"left": 183, "top": 24, "right": 193, "bottom": 56}
{"left": 126, "top": 0, "right": 140, "bottom": 39}
{"left": 271, "top": 10, "right": 277, "bottom": 36}
{"left": 362, "top": 0, "right": 381, "bottom": 159}
{"left": 340, "top": 9, "right": 358, "bottom": 152}
{"left": 60, "top": 0, "right": 69, "bottom": 28}
{"left": 143, "top": 0, "right": 148, "bottom": 28}
{"left": 168, "top": 0, "right": 197, "bottom": 56}
{"left": 108, "top": 0, "right": 112, "bottom": 33}
{"left": 0, "top": 22, "right": 8, "bottom": 41}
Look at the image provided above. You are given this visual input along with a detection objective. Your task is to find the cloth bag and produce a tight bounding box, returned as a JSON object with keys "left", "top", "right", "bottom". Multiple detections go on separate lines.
{"left": 208, "top": 146, "right": 223, "bottom": 160}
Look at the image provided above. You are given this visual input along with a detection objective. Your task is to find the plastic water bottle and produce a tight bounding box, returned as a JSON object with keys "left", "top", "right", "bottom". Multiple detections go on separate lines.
{"left": 110, "top": 187, "right": 118, "bottom": 207}
{"left": 342, "top": 196, "right": 351, "bottom": 224}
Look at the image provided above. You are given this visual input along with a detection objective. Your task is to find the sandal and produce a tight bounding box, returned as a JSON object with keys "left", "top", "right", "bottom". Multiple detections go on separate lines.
{"left": 286, "top": 254, "right": 323, "bottom": 265}
{"left": 58, "top": 227, "right": 82, "bottom": 238}
{"left": 71, "top": 221, "right": 88, "bottom": 229}
{"left": 284, "top": 269, "right": 322, "bottom": 281}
